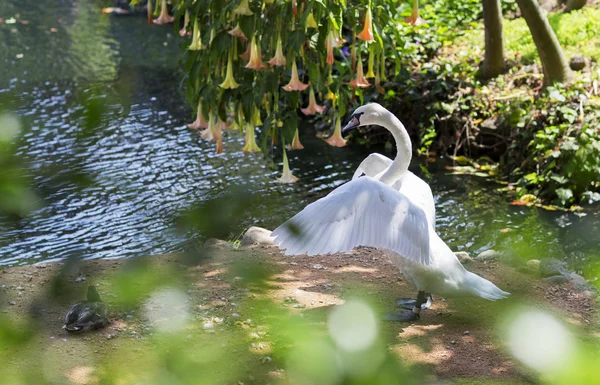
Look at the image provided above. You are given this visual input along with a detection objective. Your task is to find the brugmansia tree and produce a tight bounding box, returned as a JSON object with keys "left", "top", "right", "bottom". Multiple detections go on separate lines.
{"left": 141, "top": 0, "right": 403, "bottom": 183}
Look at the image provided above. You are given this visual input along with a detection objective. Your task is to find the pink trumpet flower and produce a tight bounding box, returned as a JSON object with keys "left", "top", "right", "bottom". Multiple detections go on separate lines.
{"left": 188, "top": 101, "right": 209, "bottom": 130}
{"left": 233, "top": 0, "right": 254, "bottom": 16}
{"left": 325, "top": 116, "right": 347, "bottom": 147}
{"left": 268, "top": 35, "right": 286, "bottom": 67}
{"left": 240, "top": 43, "right": 251, "bottom": 61}
{"left": 287, "top": 128, "right": 304, "bottom": 150}
{"left": 245, "top": 36, "right": 268, "bottom": 70}
{"left": 349, "top": 55, "right": 371, "bottom": 88}
{"left": 243, "top": 124, "right": 261, "bottom": 154}
{"left": 201, "top": 114, "right": 223, "bottom": 154}
{"left": 325, "top": 30, "right": 335, "bottom": 65}
{"left": 179, "top": 11, "right": 190, "bottom": 37}
{"left": 277, "top": 149, "right": 298, "bottom": 183}
{"left": 228, "top": 23, "right": 247, "bottom": 41}
{"left": 189, "top": 18, "right": 205, "bottom": 50}
{"left": 301, "top": 87, "right": 325, "bottom": 115}
{"left": 357, "top": 6, "right": 374, "bottom": 42}
{"left": 405, "top": 0, "right": 426, "bottom": 25}
{"left": 219, "top": 54, "right": 240, "bottom": 89}
{"left": 282, "top": 61, "right": 309, "bottom": 92}
{"left": 153, "top": 0, "right": 174, "bottom": 25}
{"left": 147, "top": 0, "right": 153, "bottom": 24}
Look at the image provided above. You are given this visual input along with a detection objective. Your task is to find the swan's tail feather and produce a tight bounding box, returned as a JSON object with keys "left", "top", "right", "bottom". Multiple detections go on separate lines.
{"left": 465, "top": 272, "right": 510, "bottom": 301}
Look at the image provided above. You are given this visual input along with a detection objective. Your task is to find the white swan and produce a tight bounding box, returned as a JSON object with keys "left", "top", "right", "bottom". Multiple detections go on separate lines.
{"left": 272, "top": 103, "right": 509, "bottom": 321}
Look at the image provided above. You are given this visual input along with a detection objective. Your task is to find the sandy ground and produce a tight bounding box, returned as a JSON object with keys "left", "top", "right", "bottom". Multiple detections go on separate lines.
{"left": 1, "top": 244, "right": 598, "bottom": 385}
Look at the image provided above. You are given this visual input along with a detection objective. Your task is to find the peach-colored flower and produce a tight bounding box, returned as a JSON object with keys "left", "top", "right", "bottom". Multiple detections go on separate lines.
{"left": 189, "top": 18, "right": 205, "bottom": 50}
{"left": 153, "top": 0, "right": 174, "bottom": 24}
{"left": 287, "top": 128, "right": 304, "bottom": 150}
{"left": 357, "top": 6, "right": 374, "bottom": 42}
{"left": 239, "top": 43, "right": 251, "bottom": 61}
{"left": 366, "top": 48, "right": 376, "bottom": 78}
{"left": 325, "top": 30, "right": 335, "bottom": 66}
{"left": 233, "top": 0, "right": 253, "bottom": 16}
{"left": 179, "top": 11, "right": 190, "bottom": 36}
{"left": 147, "top": 0, "right": 153, "bottom": 24}
{"left": 301, "top": 87, "right": 325, "bottom": 115}
{"left": 349, "top": 55, "right": 371, "bottom": 88}
{"left": 282, "top": 61, "right": 309, "bottom": 92}
{"left": 228, "top": 23, "right": 247, "bottom": 41}
{"left": 245, "top": 36, "right": 267, "bottom": 70}
{"left": 268, "top": 35, "right": 286, "bottom": 67}
{"left": 306, "top": 12, "right": 318, "bottom": 29}
{"left": 405, "top": 0, "right": 426, "bottom": 25}
{"left": 277, "top": 149, "right": 298, "bottom": 183}
{"left": 201, "top": 113, "right": 223, "bottom": 154}
{"left": 243, "top": 124, "right": 261, "bottom": 154}
{"left": 325, "top": 116, "right": 347, "bottom": 147}
{"left": 187, "top": 100, "right": 209, "bottom": 129}
{"left": 219, "top": 54, "right": 240, "bottom": 89}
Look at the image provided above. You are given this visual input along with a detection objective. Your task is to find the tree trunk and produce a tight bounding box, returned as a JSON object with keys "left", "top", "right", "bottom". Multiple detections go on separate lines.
{"left": 480, "top": 0, "right": 505, "bottom": 78}
{"left": 515, "top": 0, "right": 572, "bottom": 85}
{"left": 566, "top": 0, "right": 587, "bottom": 12}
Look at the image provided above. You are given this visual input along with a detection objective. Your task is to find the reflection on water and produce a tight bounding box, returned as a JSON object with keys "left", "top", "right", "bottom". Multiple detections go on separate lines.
{"left": 0, "top": 1, "right": 598, "bottom": 276}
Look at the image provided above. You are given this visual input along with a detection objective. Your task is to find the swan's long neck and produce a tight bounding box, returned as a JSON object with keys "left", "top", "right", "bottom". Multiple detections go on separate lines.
{"left": 378, "top": 111, "right": 412, "bottom": 185}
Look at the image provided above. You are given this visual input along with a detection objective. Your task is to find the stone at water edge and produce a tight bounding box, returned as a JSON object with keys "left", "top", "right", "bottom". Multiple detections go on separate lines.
{"left": 475, "top": 249, "right": 502, "bottom": 261}
{"left": 203, "top": 238, "right": 233, "bottom": 249}
{"left": 241, "top": 226, "right": 275, "bottom": 247}
{"left": 569, "top": 56, "right": 586, "bottom": 71}
{"left": 454, "top": 252, "right": 472, "bottom": 264}
{"left": 539, "top": 258, "right": 569, "bottom": 278}
{"left": 543, "top": 275, "right": 569, "bottom": 285}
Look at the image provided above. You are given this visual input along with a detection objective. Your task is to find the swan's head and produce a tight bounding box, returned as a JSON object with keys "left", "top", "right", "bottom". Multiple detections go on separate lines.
{"left": 342, "top": 103, "right": 388, "bottom": 136}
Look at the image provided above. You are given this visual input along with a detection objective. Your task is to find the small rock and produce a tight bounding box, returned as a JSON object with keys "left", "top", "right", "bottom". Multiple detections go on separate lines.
{"left": 261, "top": 356, "right": 272, "bottom": 364}
{"left": 204, "top": 238, "right": 233, "bottom": 249}
{"left": 455, "top": 252, "right": 472, "bottom": 264}
{"left": 9, "top": 301, "right": 16, "bottom": 305}
{"left": 311, "top": 264, "right": 324, "bottom": 270}
{"left": 476, "top": 249, "right": 502, "bottom": 261}
{"left": 74, "top": 276, "right": 86, "bottom": 283}
{"left": 106, "top": 334, "right": 114, "bottom": 339}
{"left": 241, "top": 226, "right": 276, "bottom": 247}
{"left": 526, "top": 259, "right": 541, "bottom": 271}
{"left": 543, "top": 275, "right": 569, "bottom": 285}
{"left": 450, "top": 340, "right": 457, "bottom": 345}
{"left": 539, "top": 258, "right": 569, "bottom": 278}
{"left": 292, "top": 304, "right": 306, "bottom": 309}
{"left": 463, "top": 331, "right": 470, "bottom": 335}
{"left": 569, "top": 56, "right": 586, "bottom": 71}
{"left": 125, "top": 314, "right": 134, "bottom": 319}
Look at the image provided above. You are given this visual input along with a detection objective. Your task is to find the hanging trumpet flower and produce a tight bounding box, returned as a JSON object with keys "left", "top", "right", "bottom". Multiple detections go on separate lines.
{"left": 349, "top": 53, "right": 371, "bottom": 88}
{"left": 357, "top": 6, "right": 374, "bottom": 42}
{"left": 219, "top": 53, "right": 240, "bottom": 89}
{"left": 268, "top": 35, "right": 286, "bottom": 67}
{"left": 243, "top": 124, "right": 261, "bottom": 154}
{"left": 405, "top": 0, "right": 426, "bottom": 25}
{"left": 277, "top": 149, "right": 298, "bottom": 183}
{"left": 366, "top": 48, "right": 376, "bottom": 78}
{"left": 189, "top": 18, "right": 205, "bottom": 50}
{"left": 253, "top": 108, "right": 263, "bottom": 126}
{"left": 301, "top": 87, "right": 325, "bottom": 115}
{"left": 153, "top": 0, "right": 174, "bottom": 25}
{"left": 233, "top": 0, "right": 254, "bottom": 16}
{"left": 306, "top": 12, "right": 318, "bottom": 29}
{"left": 228, "top": 23, "right": 247, "bottom": 41}
{"left": 188, "top": 100, "right": 209, "bottom": 129}
{"left": 287, "top": 128, "right": 304, "bottom": 150}
{"left": 179, "top": 11, "right": 190, "bottom": 37}
{"left": 325, "top": 30, "right": 335, "bottom": 66}
{"left": 147, "top": 0, "right": 153, "bottom": 24}
{"left": 283, "top": 61, "right": 309, "bottom": 91}
{"left": 245, "top": 36, "right": 267, "bottom": 70}
{"left": 201, "top": 113, "right": 223, "bottom": 154}
{"left": 325, "top": 115, "right": 347, "bottom": 147}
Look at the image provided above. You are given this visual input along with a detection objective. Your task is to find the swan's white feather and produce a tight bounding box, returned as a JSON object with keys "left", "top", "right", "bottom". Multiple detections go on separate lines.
{"left": 271, "top": 176, "right": 432, "bottom": 265}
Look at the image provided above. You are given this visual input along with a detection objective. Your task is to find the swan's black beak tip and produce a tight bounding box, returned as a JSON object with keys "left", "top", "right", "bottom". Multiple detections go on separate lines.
{"left": 341, "top": 117, "right": 360, "bottom": 137}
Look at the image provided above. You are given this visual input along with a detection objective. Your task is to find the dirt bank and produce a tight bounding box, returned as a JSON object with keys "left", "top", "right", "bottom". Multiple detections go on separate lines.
{"left": 1, "top": 245, "right": 598, "bottom": 384}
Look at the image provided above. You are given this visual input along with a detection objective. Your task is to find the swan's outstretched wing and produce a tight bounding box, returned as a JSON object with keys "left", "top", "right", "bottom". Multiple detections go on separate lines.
{"left": 271, "top": 176, "right": 431, "bottom": 265}
{"left": 352, "top": 153, "right": 393, "bottom": 180}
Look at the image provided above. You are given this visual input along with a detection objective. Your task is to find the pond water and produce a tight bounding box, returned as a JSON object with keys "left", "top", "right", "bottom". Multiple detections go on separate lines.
{"left": 1, "top": 1, "right": 599, "bottom": 280}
